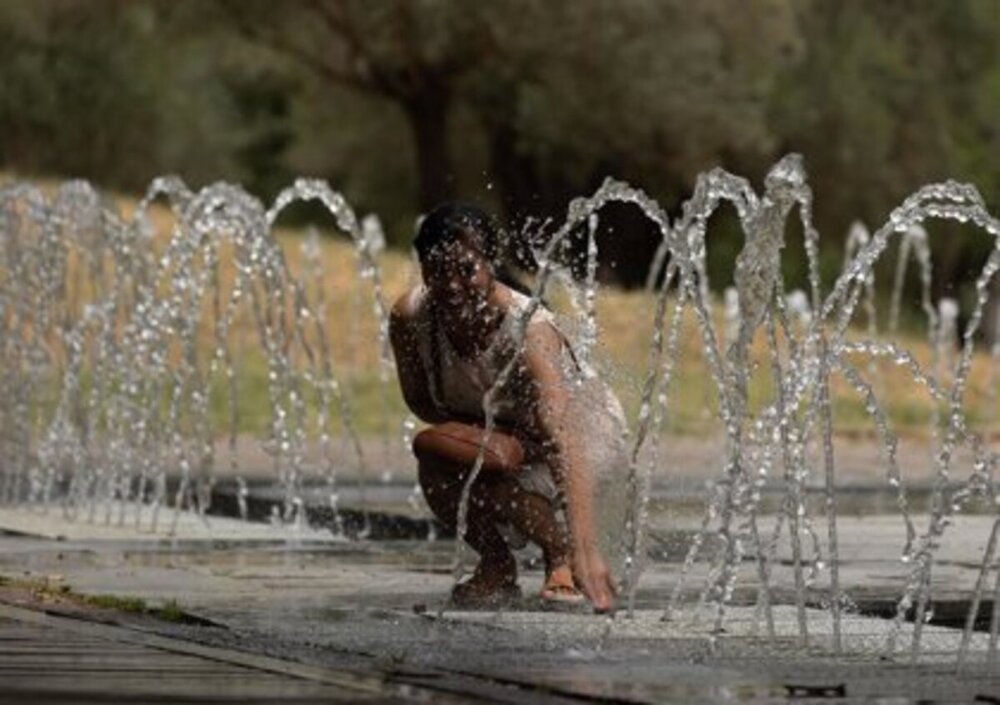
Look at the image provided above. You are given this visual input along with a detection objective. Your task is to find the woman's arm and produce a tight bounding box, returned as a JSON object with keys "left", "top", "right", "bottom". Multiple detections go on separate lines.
{"left": 521, "top": 322, "right": 615, "bottom": 611}
{"left": 389, "top": 293, "right": 449, "bottom": 424}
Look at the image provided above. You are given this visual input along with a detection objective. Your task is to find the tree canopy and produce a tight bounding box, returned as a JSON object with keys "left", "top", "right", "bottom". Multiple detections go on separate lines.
{"left": 0, "top": 0, "right": 997, "bottom": 302}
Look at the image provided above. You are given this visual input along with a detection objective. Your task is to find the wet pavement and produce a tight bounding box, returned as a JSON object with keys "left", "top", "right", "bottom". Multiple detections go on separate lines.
{"left": 2, "top": 502, "right": 1000, "bottom": 703}
{"left": 0, "top": 602, "right": 408, "bottom": 704}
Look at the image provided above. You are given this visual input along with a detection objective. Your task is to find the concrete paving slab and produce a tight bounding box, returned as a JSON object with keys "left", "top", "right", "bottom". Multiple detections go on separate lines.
{"left": 0, "top": 504, "right": 333, "bottom": 542}
{"left": 5, "top": 497, "right": 1000, "bottom": 702}
{"left": 0, "top": 602, "right": 445, "bottom": 703}
{"left": 2, "top": 527, "right": 1000, "bottom": 703}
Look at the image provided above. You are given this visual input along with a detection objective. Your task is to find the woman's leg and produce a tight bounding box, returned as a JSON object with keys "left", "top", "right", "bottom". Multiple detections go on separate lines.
{"left": 418, "top": 459, "right": 570, "bottom": 599}
{"left": 486, "top": 480, "right": 570, "bottom": 574}
{"left": 489, "top": 480, "right": 580, "bottom": 602}
{"left": 418, "top": 459, "right": 517, "bottom": 598}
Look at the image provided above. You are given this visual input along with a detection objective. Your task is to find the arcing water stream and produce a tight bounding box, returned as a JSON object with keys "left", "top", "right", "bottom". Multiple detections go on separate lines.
{"left": 0, "top": 177, "right": 392, "bottom": 536}
{"left": 1, "top": 156, "right": 998, "bottom": 663}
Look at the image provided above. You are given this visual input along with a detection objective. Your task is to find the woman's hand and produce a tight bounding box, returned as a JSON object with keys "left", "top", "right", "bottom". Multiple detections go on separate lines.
{"left": 572, "top": 546, "right": 616, "bottom": 612}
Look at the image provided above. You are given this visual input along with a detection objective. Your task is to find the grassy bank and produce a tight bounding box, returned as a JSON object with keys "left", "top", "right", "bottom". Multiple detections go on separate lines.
{"left": 129, "top": 223, "right": 1000, "bottom": 441}
{"left": 6, "top": 176, "right": 998, "bottom": 441}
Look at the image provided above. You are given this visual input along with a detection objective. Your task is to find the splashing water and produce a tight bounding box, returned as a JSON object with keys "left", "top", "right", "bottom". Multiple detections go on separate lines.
{"left": 450, "top": 154, "right": 999, "bottom": 662}
{"left": 0, "top": 177, "right": 391, "bottom": 539}
{"left": 2, "top": 155, "right": 999, "bottom": 665}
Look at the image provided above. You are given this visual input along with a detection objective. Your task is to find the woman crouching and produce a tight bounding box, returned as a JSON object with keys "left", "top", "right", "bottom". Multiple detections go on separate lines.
{"left": 389, "top": 203, "right": 626, "bottom": 612}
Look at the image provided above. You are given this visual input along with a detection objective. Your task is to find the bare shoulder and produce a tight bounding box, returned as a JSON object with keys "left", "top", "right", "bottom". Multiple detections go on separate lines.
{"left": 390, "top": 288, "right": 423, "bottom": 327}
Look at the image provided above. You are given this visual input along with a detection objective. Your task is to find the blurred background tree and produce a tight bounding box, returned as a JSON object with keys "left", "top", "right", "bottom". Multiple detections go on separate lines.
{"left": 0, "top": 0, "right": 996, "bottom": 331}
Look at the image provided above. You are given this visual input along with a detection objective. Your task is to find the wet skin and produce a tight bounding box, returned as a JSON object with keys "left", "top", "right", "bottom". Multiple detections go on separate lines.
{"left": 389, "top": 231, "right": 616, "bottom": 611}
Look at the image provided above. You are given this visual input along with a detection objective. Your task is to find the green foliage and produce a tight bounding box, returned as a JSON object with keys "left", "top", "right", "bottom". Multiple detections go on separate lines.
{"left": 85, "top": 594, "right": 148, "bottom": 613}
{"left": 0, "top": 1, "right": 161, "bottom": 187}
{"left": 0, "top": 0, "right": 996, "bottom": 300}
{"left": 156, "top": 599, "right": 186, "bottom": 623}
{"left": 0, "top": 0, "right": 244, "bottom": 190}
{"left": 81, "top": 592, "right": 187, "bottom": 622}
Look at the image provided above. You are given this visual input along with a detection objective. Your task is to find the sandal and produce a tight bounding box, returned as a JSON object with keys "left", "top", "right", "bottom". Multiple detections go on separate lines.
{"left": 539, "top": 564, "right": 586, "bottom": 606}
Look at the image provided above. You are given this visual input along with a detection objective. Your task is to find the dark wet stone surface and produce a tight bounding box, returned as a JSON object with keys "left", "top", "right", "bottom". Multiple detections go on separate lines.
{"left": 3, "top": 503, "right": 1000, "bottom": 702}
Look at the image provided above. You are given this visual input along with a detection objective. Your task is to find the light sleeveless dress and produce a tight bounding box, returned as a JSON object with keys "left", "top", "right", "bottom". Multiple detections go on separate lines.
{"left": 408, "top": 285, "right": 630, "bottom": 560}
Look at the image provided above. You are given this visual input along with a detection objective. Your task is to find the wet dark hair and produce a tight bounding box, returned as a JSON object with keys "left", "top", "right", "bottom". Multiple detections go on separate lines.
{"left": 414, "top": 202, "right": 532, "bottom": 296}
{"left": 414, "top": 203, "right": 499, "bottom": 262}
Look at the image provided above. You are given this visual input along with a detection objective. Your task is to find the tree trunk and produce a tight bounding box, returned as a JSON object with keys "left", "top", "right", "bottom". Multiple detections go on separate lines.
{"left": 404, "top": 82, "right": 454, "bottom": 213}
{"left": 488, "top": 122, "right": 542, "bottom": 220}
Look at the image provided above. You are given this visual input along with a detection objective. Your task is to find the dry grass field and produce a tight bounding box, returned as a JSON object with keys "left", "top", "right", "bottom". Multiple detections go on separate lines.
{"left": 5, "top": 176, "right": 999, "bottom": 442}
{"left": 168, "top": 215, "right": 1000, "bottom": 442}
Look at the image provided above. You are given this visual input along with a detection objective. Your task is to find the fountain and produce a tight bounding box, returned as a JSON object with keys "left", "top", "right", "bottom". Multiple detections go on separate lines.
{"left": 0, "top": 177, "right": 394, "bottom": 538}
{"left": 1, "top": 155, "right": 998, "bottom": 665}
{"left": 451, "top": 153, "right": 999, "bottom": 661}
